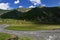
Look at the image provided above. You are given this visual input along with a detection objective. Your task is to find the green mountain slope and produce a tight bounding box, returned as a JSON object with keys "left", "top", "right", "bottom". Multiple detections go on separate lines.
{"left": 15, "top": 8, "right": 31, "bottom": 12}
{"left": 0, "top": 7, "right": 60, "bottom": 23}
{"left": 24, "top": 7, "right": 60, "bottom": 23}
{"left": 0, "top": 10, "right": 23, "bottom": 19}
{"left": 0, "top": 9, "right": 9, "bottom": 15}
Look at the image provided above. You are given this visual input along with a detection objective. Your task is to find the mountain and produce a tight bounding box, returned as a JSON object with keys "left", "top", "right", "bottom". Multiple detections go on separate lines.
{"left": 0, "top": 10, "right": 23, "bottom": 19}
{"left": 0, "top": 6, "right": 60, "bottom": 24}
{"left": 0, "top": 9, "right": 9, "bottom": 15}
{"left": 24, "top": 7, "right": 60, "bottom": 23}
{"left": 15, "top": 8, "right": 31, "bottom": 12}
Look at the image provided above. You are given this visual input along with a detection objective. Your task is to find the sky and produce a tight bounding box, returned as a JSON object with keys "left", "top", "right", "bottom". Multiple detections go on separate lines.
{"left": 0, "top": 0, "right": 60, "bottom": 10}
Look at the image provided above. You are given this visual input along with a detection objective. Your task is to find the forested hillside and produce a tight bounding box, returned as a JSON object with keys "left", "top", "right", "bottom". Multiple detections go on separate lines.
{"left": 0, "top": 7, "right": 60, "bottom": 24}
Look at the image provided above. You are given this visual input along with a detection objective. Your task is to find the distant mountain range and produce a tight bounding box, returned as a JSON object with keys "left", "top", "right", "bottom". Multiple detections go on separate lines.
{"left": 0, "top": 6, "right": 60, "bottom": 24}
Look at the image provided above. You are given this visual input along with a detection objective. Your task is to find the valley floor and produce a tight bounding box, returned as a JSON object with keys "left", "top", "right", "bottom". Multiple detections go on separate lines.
{"left": 0, "top": 19, "right": 60, "bottom": 30}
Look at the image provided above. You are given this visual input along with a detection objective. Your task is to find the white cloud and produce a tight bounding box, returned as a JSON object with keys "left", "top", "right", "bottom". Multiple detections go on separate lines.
{"left": 19, "top": 6, "right": 23, "bottom": 8}
{"left": 14, "top": 0, "right": 19, "bottom": 4}
{"left": 30, "top": 0, "right": 41, "bottom": 5}
{"left": 29, "top": 5, "right": 35, "bottom": 8}
{"left": 34, "top": 3, "right": 37, "bottom": 5}
{"left": 0, "top": 3, "right": 11, "bottom": 10}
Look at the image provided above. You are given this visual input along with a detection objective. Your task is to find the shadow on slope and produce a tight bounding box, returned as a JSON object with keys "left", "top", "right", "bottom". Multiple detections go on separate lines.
{"left": 24, "top": 7, "right": 60, "bottom": 24}
{"left": 0, "top": 10, "right": 24, "bottom": 20}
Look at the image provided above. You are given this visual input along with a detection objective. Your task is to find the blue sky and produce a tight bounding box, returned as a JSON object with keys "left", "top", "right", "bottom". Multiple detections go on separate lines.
{"left": 0, "top": 0, "right": 60, "bottom": 10}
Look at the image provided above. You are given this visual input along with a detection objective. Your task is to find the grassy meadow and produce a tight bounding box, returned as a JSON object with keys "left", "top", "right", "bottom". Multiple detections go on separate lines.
{"left": 0, "top": 19, "right": 60, "bottom": 30}
{"left": 0, "top": 32, "right": 33, "bottom": 40}
{"left": 0, "top": 33, "right": 11, "bottom": 40}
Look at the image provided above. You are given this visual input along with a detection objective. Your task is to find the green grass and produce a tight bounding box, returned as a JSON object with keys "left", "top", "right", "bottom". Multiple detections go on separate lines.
{"left": 0, "top": 33, "right": 11, "bottom": 40}
{"left": 0, "top": 19, "right": 33, "bottom": 24}
{"left": 0, "top": 19, "right": 60, "bottom": 30}
{"left": 19, "top": 37, "right": 34, "bottom": 40}
{"left": 6, "top": 24, "right": 60, "bottom": 30}
{"left": 0, "top": 33, "right": 33, "bottom": 40}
